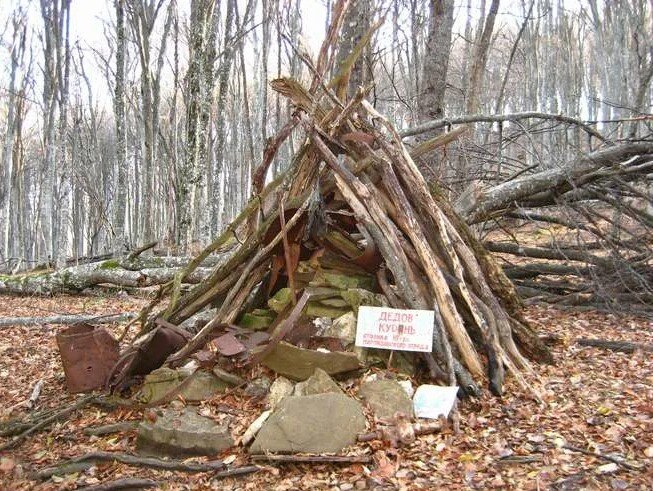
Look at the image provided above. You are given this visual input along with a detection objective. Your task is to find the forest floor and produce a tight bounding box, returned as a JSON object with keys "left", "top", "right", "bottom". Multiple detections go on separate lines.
{"left": 0, "top": 293, "right": 651, "bottom": 490}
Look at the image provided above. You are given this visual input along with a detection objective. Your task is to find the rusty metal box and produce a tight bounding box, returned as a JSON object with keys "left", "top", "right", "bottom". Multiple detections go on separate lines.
{"left": 56, "top": 323, "right": 120, "bottom": 393}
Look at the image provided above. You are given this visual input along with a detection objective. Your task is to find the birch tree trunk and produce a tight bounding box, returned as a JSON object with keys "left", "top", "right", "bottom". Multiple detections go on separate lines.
{"left": 113, "top": 0, "right": 128, "bottom": 252}
{"left": 1, "top": 10, "right": 27, "bottom": 269}
{"left": 178, "top": 0, "right": 217, "bottom": 250}
{"left": 212, "top": 0, "right": 236, "bottom": 237}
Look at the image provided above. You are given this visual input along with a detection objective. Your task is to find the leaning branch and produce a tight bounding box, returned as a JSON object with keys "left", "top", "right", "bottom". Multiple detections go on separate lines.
{"left": 400, "top": 111, "right": 607, "bottom": 142}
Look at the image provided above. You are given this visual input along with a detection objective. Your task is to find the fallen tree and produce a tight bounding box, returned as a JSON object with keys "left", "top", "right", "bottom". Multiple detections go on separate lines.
{"left": 0, "top": 255, "right": 215, "bottom": 295}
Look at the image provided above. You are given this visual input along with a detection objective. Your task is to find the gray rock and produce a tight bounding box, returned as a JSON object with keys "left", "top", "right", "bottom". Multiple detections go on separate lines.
{"left": 137, "top": 408, "right": 233, "bottom": 457}
{"left": 359, "top": 379, "right": 414, "bottom": 420}
{"left": 212, "top": 366, "right": 246, "bottom": 387}
{"left": 294, "top": 368, "right": 343, "bottom": 396}
{"left": 182, "top": 371, "right": 231, "bottom": 401}
{"left": 136, "top": 368, "right": 231, "bottom": 404}
{"left": 244, "top": 376, "right": 272, "bottom": 398}
{"left": 340, "top": 288, "right": 387, "bottom": 314}
{"left": 268, "top": 377, "right": 295, "bottom": 409}
{"left": 262, "top": 341, "right": 361, "bottom": 381}
{"left": 250, "top": 393, "right": 366, "bottom": 454}
{"left": 323, "top": 312, "right": 357, "bottom": 344}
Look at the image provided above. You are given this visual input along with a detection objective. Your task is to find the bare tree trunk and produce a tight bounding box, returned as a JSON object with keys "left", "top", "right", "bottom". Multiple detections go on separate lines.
{"left": 113, "top": 0, "right": 128, "bottom": 252}
{"left": 1, "top": 10, "right": 27, "bottom": 270}
{"left": 334, "top": 0, "right": 372, "bottom": 99}
{"left": 54, "top": 0, "right": 71, "bottom": 269}
{"left": 415, "top": 0, "right": 454, "bottom": 177}
{"left": 465, "top": 0, "right": 500, "bottom": 114}
{"left": 178, "top": 0, "right": 217, "bottom": 250}
{"left": 38, "top": 0, "right": 71, "bottom": 268}
{"left": 212, "top": 0, "right": 236, "bottom": 236}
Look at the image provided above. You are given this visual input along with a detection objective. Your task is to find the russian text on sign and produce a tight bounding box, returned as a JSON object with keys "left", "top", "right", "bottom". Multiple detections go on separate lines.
{"left": 355, "top": 306, "right": 434, "bottom": 352}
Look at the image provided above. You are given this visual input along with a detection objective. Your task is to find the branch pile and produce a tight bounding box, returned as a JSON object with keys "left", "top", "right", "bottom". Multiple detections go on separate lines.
{"left": 454, "top": 141, "right": 653, "bottom": 315}
{"left": 138, "top": 71, "right": 550, "bottom": 396}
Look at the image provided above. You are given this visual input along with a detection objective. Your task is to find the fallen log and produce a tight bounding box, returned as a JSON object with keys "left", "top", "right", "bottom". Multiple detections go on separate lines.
{"left": 485, "top": 241, "right": 611, "bottom": 267}
{"left": 0, "top": 313, "right": 135, "bottom": 329}
{"left": 0, "top": 258, "right": 214, "bottom": 295}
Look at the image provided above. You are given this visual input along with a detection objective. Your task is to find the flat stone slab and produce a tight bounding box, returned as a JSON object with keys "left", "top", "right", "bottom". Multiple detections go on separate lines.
{"left": 359, "top": 379, "right": 414, "bottom": 420}
{"left": 135, "top": 368, "right": 230, "bottom": 404}
{"left": 137, "top": 408, "right": 233, "bottom": 457}
{"left": 262, "top": 341, "right": 361, "bottom": 381}
{"left": 250, "top": 393, "right": 366, "bottom": 454}
{"left": 294, "top": 368, "right": 343, "bottom": 396}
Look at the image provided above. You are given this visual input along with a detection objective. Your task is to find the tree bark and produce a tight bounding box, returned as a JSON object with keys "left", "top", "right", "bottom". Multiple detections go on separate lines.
{"left": 456, "top": 143, "right": 653, "bottom": 224}
{"left": 0, "top": 258, "right": 212, "bottom": 295}
{"left": 113, "top": 0, "right": 128, "bottom": 251}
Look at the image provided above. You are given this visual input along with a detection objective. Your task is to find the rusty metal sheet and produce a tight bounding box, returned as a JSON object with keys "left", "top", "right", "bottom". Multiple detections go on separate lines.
{"left": 214, "top": 332, "right": 246, "bottom": 356}
{"left": 107, "top": 321, "right": 192, "bottom": 391}
{"left": 56, "top": 324, "right": 120, "bottom": 393}
{"left": 192, "top": 350, "right": 217, "bottom": 367}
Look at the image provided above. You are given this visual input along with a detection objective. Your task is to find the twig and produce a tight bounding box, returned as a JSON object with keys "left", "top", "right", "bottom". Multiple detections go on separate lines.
{"left": 0, "top": 395, "right": 95, "bottom": 451}
{"left": 562, "top": 444, "right": 641, "bottom": 471}
{"left": 31, "top": 451, "right": 230, "bottom": 480}
{"left": 278, "top": 192, "right": 298, "bottom": 305}
{"left": 251, "top": 454, "right": 371, "bottom": 464}
{"left": 212, "top": 465, "right": 260, "bottom": 479}
{"left": 76, "top": 478, "right": 159, "bottom": 491}
{"left": 357, "top": 421, "right": 442, "bottom": 442}
{"left": 82, "top": 421, "right": 139, "bottom": 436}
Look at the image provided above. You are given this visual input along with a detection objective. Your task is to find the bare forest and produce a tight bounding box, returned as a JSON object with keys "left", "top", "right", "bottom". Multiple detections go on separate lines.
{"left": 0, "top": 0, "right": 652, "bottom": 489}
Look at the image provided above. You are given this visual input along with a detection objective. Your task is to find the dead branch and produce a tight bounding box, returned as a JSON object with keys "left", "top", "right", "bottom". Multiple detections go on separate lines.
{"left": 82, "top": 421, "right": 139, "bottom": 436}
{"left": 561, "top": 444, "right": 642, "bottom": 471}
{"left": 458, "top": 143, "right": 653, "bottom": 224}
{"left": 76, "top": 478, "right": 159, "bottom": 491}
{"left": 577, "top": 338, "right": 653, "bottom": 354}
{"left": 31, "top": 451, "right": 229, "bottom": 480}
{"left": 400, "top": 111, "right": 607, "bottom": 142}
{"left": 251, "top": 454, "right": 371, "bottom": 464}
{"left": 0, "top": 395, "right": 95, "bottom": 451}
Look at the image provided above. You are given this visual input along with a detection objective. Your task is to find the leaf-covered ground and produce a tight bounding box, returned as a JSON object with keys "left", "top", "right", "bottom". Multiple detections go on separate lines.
{"left": 0, "top": 293, "right": 651, "bottom": 490}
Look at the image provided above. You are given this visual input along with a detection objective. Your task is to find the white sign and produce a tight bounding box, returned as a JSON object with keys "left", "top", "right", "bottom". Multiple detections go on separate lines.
{"left": 355, "top": 306, "right": 434, "bottom": 352}
{"left": 413, "top": 385, "right": 459, "bottom": 419}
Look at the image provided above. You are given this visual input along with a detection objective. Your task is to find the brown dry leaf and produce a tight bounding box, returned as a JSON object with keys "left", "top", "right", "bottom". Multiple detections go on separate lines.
{"left": 372, "top": 450, "right": 396, "bottom": 479}
{"left": 0, "top": 458, "right": 15, "bottom": 474}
